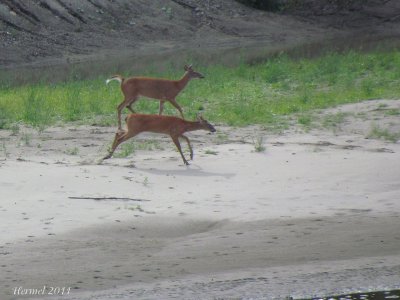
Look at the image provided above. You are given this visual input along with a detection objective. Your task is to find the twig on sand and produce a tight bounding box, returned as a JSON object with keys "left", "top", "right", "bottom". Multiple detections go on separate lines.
{"left": 68, "top": 196, "right": 150, "bottom": 202}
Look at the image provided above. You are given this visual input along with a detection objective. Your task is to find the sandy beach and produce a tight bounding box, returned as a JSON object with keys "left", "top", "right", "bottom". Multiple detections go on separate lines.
{"left": 1, "top": 99, "right": 400, "bottom": 300}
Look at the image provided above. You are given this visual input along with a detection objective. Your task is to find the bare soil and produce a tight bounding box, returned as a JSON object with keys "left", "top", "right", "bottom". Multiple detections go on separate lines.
{"left": 1, "top": 0, "right": 400, "bottom": 74}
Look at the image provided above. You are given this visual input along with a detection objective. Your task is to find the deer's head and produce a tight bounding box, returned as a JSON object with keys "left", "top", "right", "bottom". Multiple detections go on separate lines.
{"left": 197, "top": 115, "right": 216, "bottom": 132}
{"left": 184, "top": 64, "right": 204, "bottom": 79}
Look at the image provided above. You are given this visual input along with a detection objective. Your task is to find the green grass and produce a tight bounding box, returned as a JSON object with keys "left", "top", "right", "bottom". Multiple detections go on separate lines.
{"left": 367, "top": 124, "right": 400, "bottom": 142}
{"left": 113, "top": 141, "right": 136, "bottom": 158}
{"left": 1, "top": 50, "right": 400, "bottom": 129}
{"left": 21, "top": 133, "right": 32, "bottom": 146}
{"left": 322, "top": 112, "right": 348, "bottom": 129}
{"left": 252, "top": 136, "right": 266, "bottom": 152}
{"left": 384, "top": 108, "right": 400, "bottom": 116}
{"left": 297, "top": 114, "right": 313, "bottom": 128}
{"left": 112, "top": 139, "right": 163, "bottom": 158}
{"left": 64, "top": 147, "right": 79, "bottom": 155}
{"left": 204, "top": 149, "right": 219, "bottom": 155}
{"left": 1, "top": 142, "right": 8, "bottom": 158}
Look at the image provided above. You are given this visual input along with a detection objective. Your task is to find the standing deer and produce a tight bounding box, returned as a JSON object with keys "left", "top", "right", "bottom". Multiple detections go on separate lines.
{"left": 106, "top": 65, "right": 204, "bottom": 130}
{"left": 103, "top": 114, "right": 216, "bottom": 165}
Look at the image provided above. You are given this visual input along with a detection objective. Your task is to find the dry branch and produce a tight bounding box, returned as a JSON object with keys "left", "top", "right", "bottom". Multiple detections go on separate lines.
{"left": 69, "top": 196, "right": 150, "bottom": 202}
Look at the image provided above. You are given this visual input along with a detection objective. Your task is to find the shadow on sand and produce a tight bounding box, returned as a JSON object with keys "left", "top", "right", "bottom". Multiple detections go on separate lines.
{"left": 135, "top": 164, "right": 235, "bottom": 179}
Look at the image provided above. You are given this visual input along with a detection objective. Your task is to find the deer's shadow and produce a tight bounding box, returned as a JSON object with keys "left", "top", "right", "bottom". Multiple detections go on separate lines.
{"left": 135, "top": 164, "right": 235, "bottom": 179}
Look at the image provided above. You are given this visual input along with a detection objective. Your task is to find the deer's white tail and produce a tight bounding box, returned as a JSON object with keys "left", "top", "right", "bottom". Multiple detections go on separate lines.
{"left": 106, "top": 75, "right": 124, "bottom": 85}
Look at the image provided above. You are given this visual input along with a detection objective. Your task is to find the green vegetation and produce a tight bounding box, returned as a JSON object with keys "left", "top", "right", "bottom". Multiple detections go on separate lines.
{"left": 122, "top": 204, "right": 144, "bottom": 212}
{"left": 1, "top": 50, "right": 400, "bottom": 129}
{"left": 111, "top": 139, "right": 163, "bottom": 158}
{"left": 297, "top": 114, "right": 313, "bottom": 128}
{"left": 383, "top": 108, "right": 400, "bottom": 116}
{"left": 1, "top": 142, "right": 8, "bottom": 158}
{"left": 64, "top": 147, "right": 79, "bottom": 155}
{"left": 322, "top": 112, "right": 348, "bottom": 129}
{"left": 142, "top": 176, "right": 149, "bottom": 187}
{"left": 204, "top": 149, "right": 219, "bottom": 155}
{"left": 10, "top": 123, "right": 20, "bottom": 135}
{"left": 113, "top": 141, "right": 136, "bottom": 158}
{"left": 132, "top": 140, "right": 164, "bottom": 151}
{"left": 161, "top": 6, "right": 173, "bottom": 19}
{"left": 253, "top": 136, "right": 266, "bottom": 152}
{"left": 367, "top": 124, "right": 400, "bottom": 142}
{"left": 21, "top": 133, "right": 32, "bottom": 146}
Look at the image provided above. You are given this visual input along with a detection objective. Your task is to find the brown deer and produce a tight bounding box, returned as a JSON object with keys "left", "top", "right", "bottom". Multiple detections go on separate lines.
{"left": 103, "top": 114, "right": 216, "bottom": 165}
{"left": 106, "top": 65, "right": 204, "bottom": 130}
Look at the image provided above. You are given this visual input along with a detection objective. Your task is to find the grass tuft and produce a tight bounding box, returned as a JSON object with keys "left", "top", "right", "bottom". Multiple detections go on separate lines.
{"left": 322, "top": 112, "right": 348, "bottom": 130}
{"left": 113, "top": 141, "right": 136, "bottom": 158}
{"left": 253, "top": 136, "right": 266, "bottom": 152}
{"left": 298, "top": 114, "right": 313, "bottom": 127}
{"left": 367, "top": 124, "right": 400, "bottom": 142}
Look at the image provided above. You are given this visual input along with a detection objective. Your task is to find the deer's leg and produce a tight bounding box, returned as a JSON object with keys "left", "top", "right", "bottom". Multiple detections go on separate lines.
{"left": 126, "top": 103, "right": 136, "bottom": 113}
{"left": 117, "top": 97, "right": 137, "bottom": 130}
{"left": 169, "top": 99, "right": 185, "bottom": 119}
{"left": 116, "top": 102, "right": 125, "bottom": 130}
{"left": 171, "top": 135, "right": 189, "bottom": 165}
{"left": 103, "top": 130, "right": 137, "bottom": 160}
{"left": 180, "top": 135, "right": 193, "bottom": 160}
{"left": 103, "top": 130, "right": 126, "bottom": 159}
{"left": 158, "top": 100, "right": 165, "bottom": 115}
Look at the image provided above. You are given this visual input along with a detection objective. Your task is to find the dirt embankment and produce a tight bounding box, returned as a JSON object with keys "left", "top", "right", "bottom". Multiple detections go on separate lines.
{"left": 0, "top": 0, "right": 399, "bottom": 71}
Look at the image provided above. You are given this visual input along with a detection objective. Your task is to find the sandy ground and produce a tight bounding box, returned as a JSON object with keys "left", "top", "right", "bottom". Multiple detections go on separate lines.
{"left": 0, "top": 99, "right": 400, "bottom": 300}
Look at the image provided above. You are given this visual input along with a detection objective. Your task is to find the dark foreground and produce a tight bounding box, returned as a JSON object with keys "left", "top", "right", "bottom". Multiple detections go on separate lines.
{"left": 300, "top": 289, "right": 400, "bottom": 300}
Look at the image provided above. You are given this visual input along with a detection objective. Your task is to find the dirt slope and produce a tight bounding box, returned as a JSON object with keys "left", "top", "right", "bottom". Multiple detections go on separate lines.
{"left": 0, "top": 0, "right": 399, "bottom": 69}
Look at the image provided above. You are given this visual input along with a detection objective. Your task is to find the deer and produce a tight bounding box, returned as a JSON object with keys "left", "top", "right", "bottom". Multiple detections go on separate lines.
{"left": 106, "top": 65, "right": 205, "bottom": 130}
{"left": 103, "top": 114, "right": 216, "bottom": 165}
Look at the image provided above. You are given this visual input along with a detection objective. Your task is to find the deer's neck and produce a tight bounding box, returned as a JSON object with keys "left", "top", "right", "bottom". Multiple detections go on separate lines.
{"left": 184, "top": 121, "right": 202, "bottom": 133}
{"left": 176, "top": 72, "right": 191, "bottom": 90}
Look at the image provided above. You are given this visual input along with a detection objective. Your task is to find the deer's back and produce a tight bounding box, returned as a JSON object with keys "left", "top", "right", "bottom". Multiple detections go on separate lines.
{"left": 126, "top": 114, "right": 185, "bottom": 135}
{"left": 123, "top": 77, "right": 180, "bottom": 99}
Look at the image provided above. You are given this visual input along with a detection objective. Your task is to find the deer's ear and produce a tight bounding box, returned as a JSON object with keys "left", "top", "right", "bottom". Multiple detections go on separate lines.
{"left": 184, "top": 65, "right": 189, "bottom": 71}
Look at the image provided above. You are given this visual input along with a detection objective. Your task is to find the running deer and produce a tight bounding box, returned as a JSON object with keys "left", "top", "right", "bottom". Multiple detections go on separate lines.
{"left": 106, "top": 65, "right": 204, "bottom": 130}
{"left": 103, "top": 114, "right": 216, "bottom": 165}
